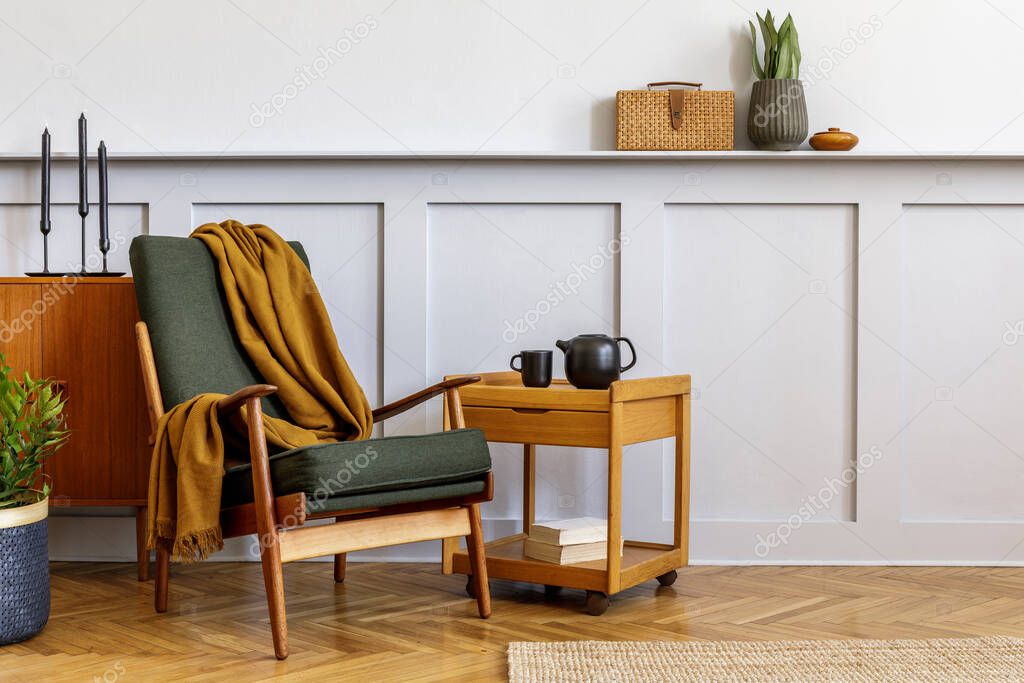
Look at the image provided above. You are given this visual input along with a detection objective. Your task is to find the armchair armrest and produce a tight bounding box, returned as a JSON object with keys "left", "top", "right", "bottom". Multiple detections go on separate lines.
{"left": 216, "top": 384, "right": 278, "bottom": 416}
{"left": 213, "top": 376, "right": 476, "bottom": 423}
{"left": 216, "top": 385, "right": 279, "bottom": 508}
{"left": 373, "top": 376, "right": 480, "bottom": 423}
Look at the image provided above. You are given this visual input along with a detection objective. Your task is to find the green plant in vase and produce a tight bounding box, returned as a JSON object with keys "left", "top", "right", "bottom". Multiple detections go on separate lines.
{"left": 746, "top": 10, "right": 808, "bottom": 150}
{"left": 0, "top": 357, "right": 67, "bottom": 508}
{"left": 748, "top": 10, "right": 801, "bottom": 80}
{"left": 0, "top": 353, "right": 68, "bottom": 644}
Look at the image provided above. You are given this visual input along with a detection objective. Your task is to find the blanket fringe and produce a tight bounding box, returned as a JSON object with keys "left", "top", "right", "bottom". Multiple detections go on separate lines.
{"left": 147, "top": 519, "right": 224, "bottom": 564}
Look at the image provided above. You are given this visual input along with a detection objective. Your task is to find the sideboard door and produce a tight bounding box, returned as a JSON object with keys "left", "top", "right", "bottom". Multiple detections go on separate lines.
{"left": 42, "top": 284, "right": 149, "bottom": 505}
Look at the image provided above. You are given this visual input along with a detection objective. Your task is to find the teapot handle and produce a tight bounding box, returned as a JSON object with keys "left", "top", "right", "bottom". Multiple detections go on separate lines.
{"left": 615, "top": 337, "right": 637, "bottom": 373}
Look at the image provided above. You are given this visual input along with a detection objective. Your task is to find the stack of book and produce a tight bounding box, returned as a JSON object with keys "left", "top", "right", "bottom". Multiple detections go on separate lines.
{"left": 523, "top": 517, "right": 621, "bottom": 565}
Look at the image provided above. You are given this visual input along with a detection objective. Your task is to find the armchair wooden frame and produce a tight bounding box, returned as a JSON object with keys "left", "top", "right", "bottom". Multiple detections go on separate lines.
{"left": 135, "top": 322, "right": 492, "bottom": 660}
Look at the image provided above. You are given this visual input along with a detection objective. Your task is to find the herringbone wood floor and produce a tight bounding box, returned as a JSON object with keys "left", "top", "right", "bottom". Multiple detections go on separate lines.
{"left": 3, "top": 562, "right": 1024, "bottom": 681}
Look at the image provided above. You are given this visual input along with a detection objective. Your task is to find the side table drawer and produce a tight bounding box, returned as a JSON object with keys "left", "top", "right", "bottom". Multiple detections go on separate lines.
{"left": 462, "top": 406, "right": 608, "bottom": 447}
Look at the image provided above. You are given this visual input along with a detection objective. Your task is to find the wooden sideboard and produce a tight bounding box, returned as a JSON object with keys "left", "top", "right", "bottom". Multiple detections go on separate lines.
{"left": 0, "top": 277, "right": 151, "bottom": 579}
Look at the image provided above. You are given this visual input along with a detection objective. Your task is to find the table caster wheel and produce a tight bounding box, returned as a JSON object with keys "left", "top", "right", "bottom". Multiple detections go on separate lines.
{"left": 466, "top": 575, "right": 476, "bottom": 598}
{"left": 656, "top": 569, "right": 678, "bottom": 587}
{"left": 544, "top": 584, "right": 562, "bottom": 598}
{"left": 585, "top": 590, "right": 609, "bottom": 616}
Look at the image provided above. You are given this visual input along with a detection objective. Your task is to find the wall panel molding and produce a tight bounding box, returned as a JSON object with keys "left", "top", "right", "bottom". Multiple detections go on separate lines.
{"left": 2, "top": 155, "right": 1023, "bottom": 564}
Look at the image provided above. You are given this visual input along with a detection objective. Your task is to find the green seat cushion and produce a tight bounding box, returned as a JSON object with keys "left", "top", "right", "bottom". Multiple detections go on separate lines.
{"left": 310, "top": 479, "right": 487, "bottom": 515}
{"left": 221, "top": 428, "right": 491, "bottom": 508}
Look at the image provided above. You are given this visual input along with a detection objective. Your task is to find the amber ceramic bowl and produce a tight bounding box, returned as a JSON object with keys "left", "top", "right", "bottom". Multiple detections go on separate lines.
{"left": 809, "top": 128, "right": 859, "bottom": 151}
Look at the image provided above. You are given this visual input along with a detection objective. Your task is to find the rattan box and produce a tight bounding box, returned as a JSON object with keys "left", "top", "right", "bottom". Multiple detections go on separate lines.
{"left": 616, "top": 82, "right": 734, "bottom": 151}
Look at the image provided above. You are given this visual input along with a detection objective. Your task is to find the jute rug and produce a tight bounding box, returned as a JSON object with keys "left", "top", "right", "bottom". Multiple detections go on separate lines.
{"left": 508, "top": 636, "right": 1024, "bottom": 682}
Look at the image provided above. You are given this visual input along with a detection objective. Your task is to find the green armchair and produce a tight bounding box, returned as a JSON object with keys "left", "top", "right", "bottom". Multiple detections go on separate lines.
{"left": 129, "top": 235, "right": 492, "bottom": 660}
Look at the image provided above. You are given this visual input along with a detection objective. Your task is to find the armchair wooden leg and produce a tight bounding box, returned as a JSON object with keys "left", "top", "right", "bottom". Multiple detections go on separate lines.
{"left": 465, "top": 504, "right": 491, "bottom": 618}
{"left": 332, "top": 516, "right": 347, "bottom": 583}
{"left": 258, "top": 535, "right": 288, "bottom": 660}
{"left": 334, "top": 553, "right": 347, "bottom": 583}
{"left": 246, "top": 396, "right": 289, "bottom": 660}
{"left": 154, "top": 546, "right": 169, "bottom": 613}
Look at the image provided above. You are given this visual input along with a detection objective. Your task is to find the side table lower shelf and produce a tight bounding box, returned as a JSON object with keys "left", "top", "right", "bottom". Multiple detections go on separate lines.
{"left": 450, "top": 533, "right": 682, "bottom": 594}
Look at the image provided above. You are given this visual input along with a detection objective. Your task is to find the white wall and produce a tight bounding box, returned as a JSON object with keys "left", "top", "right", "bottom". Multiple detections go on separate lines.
{"left": 5, "top": 0, "right": 1024, "bottom": 566}
{"left": 2, "top": 0, "right": 1024, "bottom": 154}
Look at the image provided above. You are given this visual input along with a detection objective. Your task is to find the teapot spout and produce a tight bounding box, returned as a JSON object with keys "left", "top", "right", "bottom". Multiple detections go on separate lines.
{"left": 555, "top": 339, "right": 569, "bottom": 353}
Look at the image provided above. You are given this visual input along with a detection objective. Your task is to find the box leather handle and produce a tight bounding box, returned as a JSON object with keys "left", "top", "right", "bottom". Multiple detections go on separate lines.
{"left": 646, "top": 81, "right": 703, "bottom": 90}
{"left": 670, "top": 90, "right": 685, "bottom": 130}
{"left": 646, "top": 82, "right": 701, "bottom": 131}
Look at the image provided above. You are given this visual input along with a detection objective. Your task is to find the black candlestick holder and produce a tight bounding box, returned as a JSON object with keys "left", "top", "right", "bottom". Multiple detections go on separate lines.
{"left": 79, "top": 211, "right": 87, "bottom": 274}
{"left": 24, "top": 216, "right": 126, "bottom": 278}
{"left": 100, "top": 238, "right": 112, "bottom": 274}
{"left": 25, "top": 118, "right": 125, "bottom": 277}
{"left": 39, "top": 218, "right": 50, "bottom": 273}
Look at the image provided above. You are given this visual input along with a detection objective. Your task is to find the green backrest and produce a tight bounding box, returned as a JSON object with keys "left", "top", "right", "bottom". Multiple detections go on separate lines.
{"left": 128, "top": 234, "right": 310, "bottom": 419}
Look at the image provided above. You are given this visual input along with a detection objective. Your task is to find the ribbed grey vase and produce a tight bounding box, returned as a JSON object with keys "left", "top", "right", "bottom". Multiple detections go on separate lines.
{"left": 747, "top": 79, "right": 808, "bottom": 151}
{"left": 0, "top": 518, "right": 50, "bottom": 644}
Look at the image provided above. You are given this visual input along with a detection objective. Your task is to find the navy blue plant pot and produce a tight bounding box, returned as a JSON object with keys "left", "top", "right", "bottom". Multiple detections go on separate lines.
{"left": 0, "top": 499, "right": 50, "bottom": 645}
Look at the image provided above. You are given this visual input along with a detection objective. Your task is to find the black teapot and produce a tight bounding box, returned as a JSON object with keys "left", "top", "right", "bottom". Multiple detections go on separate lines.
{"left": 555, "top": 334, "right": 637, "bottom": 390}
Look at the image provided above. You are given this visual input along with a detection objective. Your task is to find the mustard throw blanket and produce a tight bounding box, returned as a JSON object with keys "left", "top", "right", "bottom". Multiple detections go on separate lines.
{"left": 147, "top": 220, "right": 373, "bottom": 562}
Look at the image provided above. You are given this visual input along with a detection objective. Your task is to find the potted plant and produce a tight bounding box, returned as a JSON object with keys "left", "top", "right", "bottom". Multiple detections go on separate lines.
{"left": 0, "top": 355, "right": 67, "bottom": 645}
{"left": 747, "top": 10, "right": 808, "bottom": 150}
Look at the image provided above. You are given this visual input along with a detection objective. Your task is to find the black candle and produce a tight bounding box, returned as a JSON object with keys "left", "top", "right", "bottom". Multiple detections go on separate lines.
{"left": 98, "top": 141, "right": 109, "bottom": 259}
{"left": 40, "top": 128, "right": 50, "bottom": 233}
{"left": 77, "top": 113, "right": 88, "bottom": 218}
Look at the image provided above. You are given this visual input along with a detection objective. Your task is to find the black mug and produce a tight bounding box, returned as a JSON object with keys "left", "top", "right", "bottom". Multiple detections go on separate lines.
{"left": 510, "top": 350, "right": 553, "bottom": 388}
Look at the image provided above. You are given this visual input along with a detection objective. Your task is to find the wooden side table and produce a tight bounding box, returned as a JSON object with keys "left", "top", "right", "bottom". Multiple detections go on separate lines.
{"left": 441, "top": 371, "right": 691, "bottom": 615}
